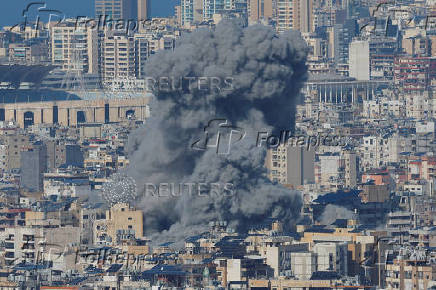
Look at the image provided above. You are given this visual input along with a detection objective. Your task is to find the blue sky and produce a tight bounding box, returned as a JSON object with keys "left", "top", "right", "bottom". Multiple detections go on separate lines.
{"left": 0, "top": 0, "right": 177, "bottom": 27}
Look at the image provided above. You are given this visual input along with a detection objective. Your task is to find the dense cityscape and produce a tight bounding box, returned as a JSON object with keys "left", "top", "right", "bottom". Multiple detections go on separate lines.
{"left": 0, "top": 0, "right": 434, "bottom": 289}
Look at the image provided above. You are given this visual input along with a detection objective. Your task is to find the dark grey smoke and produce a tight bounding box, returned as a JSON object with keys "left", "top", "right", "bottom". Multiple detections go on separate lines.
{"left": 127, "top": 20, "right": 308, "bottom": 244}
{"left": 320, "top": 205, "right": 357, "bottom": 225}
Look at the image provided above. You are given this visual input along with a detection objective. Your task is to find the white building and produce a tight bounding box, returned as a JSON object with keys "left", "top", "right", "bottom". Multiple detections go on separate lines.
{"left": 313, "top": 242, "right": 348, "bottom": 276}
{"left": 291, "top": 251, "right": 317, "bottom": 280}
{"left": 349, "top": 40, "right": 370, "bottom": 81}
{"left": 50, "top": 20, "right": 99, "bottom": 74}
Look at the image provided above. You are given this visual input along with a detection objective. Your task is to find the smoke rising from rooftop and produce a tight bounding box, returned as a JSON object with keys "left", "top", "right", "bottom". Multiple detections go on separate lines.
{"left": 320, "top": 204, "right": 357, "bottom": 225}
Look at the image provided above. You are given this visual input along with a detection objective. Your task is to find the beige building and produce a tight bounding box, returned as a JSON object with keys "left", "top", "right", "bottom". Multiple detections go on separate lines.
{"left": 50, "top": 21, "right": 99, "bottom": 74}
{"left": 292, "top": 0, "right": 313, "bottom": 33}
{"left": 249, "top": 278, "right": 355, "bottom": 289}
{"left": 248, "top": 0, "right": 274, "bottom": 22}
{"left": 94, "top": 203, "right": 143, "bottom": 245}
{"left": 402, "top": 35, "right": 430, "bottom": 56}
{"left": 0, "top": 97, "right": 149, "bottom": 128}
{"left": 101, "top": 33, "right": 136, "bottom": 86}
{"left": 385, "top": 256, "right": 436, "bottom": 289}
{"left": 2, "top": 226, "right": 80, "bottom": 270}
{"left": 290, "top": 251, "right": 317, "bottom": 280}
{"left": 138, "top": 0, "right": 151, "bottom": 20}
{"left": 313, "top": 242, "right": 348, "bottom": 275}
{"left": 261, "top": 243, "right": 308, "bottom": 277}
{"left": 266, "top": 144, "right": 315, "bottom": 188}
{"left": 276, "top": 0, "right": 294, "bottom": 33}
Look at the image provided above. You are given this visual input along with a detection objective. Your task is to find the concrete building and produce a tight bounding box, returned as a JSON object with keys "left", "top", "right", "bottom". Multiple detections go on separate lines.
{"left": 313, "top": 242, "right": 348, "bottom": 276}
{"left": 101, "top": 33, "right": 136, "bottom": 86}
{"left": 203, "top": 0, "right": 225, "bottom": 20}
{"left": 134, "top": 34, "right": 150, "bottom": 79}
{"left": 402, "top": 35, "right": 431, "bottom": 57}
{"left": 2, "top": 226, "right": 80, "bottom": 269}
{"left": 0, "top": 144, "right": 7, "bottom": 172}
{"left": 328, "top": 20, "right": 357, "bottom": 66}
{"left": 290, "top": 251, "right": 317, "bottom": 280}
{"left": 137, "top": 0, "right": 151, "bottom": 20}
{"left": 275, "top": 0, "right": 293, "bottom": 33}
{"left": 0, "top": 98, "right": 149, "bottom": 128}
{"left": 360, "top": 136, "right": 385, "bottom": 171}
{"left": 315, "top": 153, "right": 343, "bottom": 191}
{"left": 349, "top": 40, "right": 370, "bottom": 81}
{"left": 292, "top": 0, "right": 313, "bottom": 32}
{"left": 248, "top": 0, "right": 274, "bottom": 22}
{"left": 0, "top": 133, "right": 30, "bottom": 171}
{"left": 45, "top": 140, "right": 66, "bottom": 171}
{"left": 343, "top": 151, "right": 358, "bottom": 188}
{"left": 267, "top": 144, "right": 315, "bottom": 188}
{"left": 94, "top": 203, "right": 143, "bottom": 245}
{"left": 80, "top": 206, "right": 107, "bottom": 245}
{"left": 95, "top": 0, "right": 135, "bottom": 20}
{"left": 360, "top": 184, "right": 390, "bottom": 203}
{"left": 20, "top": 143, "right": 47, "bottom": 192}
{"left": 50, "top": 21, "right": 99, "bottom": 74}
{"left": 220, "top": 258, "right": 272, "bottom": 286}
{"left": 8, "top": 43, "right": 48, "bottom": 65}
{"left": 181, "top": 0, "right": 204, "bottom": 26}
{"left": 65, "top": 144, "right": 84, "bottom": 167}
{"left": 262, "top": 245, "right": 293, "bottom": 277}
{"left": 385, "top": 255, "right": 436, "bottom": 289}
{"left": 394, "top": 56, "right": 436, "bottom": 92}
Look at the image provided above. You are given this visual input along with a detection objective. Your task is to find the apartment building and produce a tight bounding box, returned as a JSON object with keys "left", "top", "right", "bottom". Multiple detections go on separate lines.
{"left": 94, "top": 203, "right": 143, "bottom": 245}
{"left": 266, "top": 144, "right": 315, "bottom": 188}
{"left": 95, "top": 0, "right": 133, "bottom": 20}
{"left": 2, "top": 226, "right": 80, "bottom": 269}
{"left": 0, "top": 133, "right": 30, "bottom": 171}
{"left": 385, "top": 254, "right": 436, "bottom": 289}
{"left": 50, "top": 21, "right": 99, "bottom": 74}
{"left": 248, "top": 0, "right": 274, "bottom": 22}
{"left": 181, "top": 0, "right": 204, "bottom": 26}
{"left": 8, "top": 43, "right": 48, "bottom": 65}
{"left": 314, "top": 152, "right": 343, "bottom": 191}
{"left": 292, "top": 0, "right": 313, "bottom": 32}
{"left": 101, "top": 32, "right": 136, "bottom": 86}
{"left": 394, "top": 56, "right": 436, "bottom": 92}
{"left": 138, "top": 0, "right": 151, "bottom": 20}
{"left": 313, "top": 242, "right": 348, "bottom": 276}
{"left": 275, "top": 0, "right": 293, "bottom": 33}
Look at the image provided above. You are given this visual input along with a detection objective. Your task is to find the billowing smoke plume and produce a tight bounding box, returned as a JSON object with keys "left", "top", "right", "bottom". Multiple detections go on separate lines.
{"left": 127, "top": 20, "right": 308, "bottom": 244}
{"left": 320, "top": 205, "right": 357, "bottom": 225}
